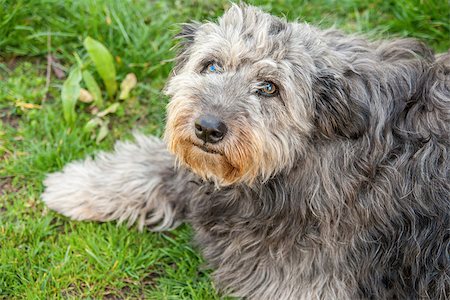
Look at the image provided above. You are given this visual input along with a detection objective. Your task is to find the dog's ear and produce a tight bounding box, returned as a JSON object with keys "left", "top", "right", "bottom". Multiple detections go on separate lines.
{"left": 313, "top": 69, "right": 370, "bottom": 139}
{"left": 173, "top": 22, "right": 201, "bottom": 72}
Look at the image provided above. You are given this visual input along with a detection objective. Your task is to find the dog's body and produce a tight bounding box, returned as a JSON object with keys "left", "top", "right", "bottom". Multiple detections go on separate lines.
{"left": 43, "top": 5, "right": 449, "bottom": 299}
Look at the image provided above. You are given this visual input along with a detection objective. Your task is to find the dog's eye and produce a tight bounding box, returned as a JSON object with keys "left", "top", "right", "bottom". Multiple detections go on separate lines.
{"left": 204, "top": 62, "right": 223, "bottom": 74}
{"left": 256, "top": 82, "right": 278, "bottom": 97}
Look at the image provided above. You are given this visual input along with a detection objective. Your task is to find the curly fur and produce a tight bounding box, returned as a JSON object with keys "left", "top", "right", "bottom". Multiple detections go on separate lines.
{"left": 42, "top": 4, "right": 450, "bottom": 299}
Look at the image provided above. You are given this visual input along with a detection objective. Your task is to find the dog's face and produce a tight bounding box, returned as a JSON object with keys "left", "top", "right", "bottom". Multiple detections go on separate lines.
{"left": 164, "top": 4, "right": 364, "bottom": 185}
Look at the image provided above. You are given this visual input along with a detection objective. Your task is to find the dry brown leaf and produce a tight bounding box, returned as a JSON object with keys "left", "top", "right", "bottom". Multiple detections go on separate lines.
{"left": 79, "top": 88, "right": 94, "bottom": 103}
{"left": 119, "top": 73, "right": 137, "bottom": 100}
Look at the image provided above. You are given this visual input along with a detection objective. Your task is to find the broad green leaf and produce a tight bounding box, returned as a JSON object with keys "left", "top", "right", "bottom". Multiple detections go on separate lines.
{"left": 97, "top": 103, "right": 120, "bottom": 118}
{"left": 119, "top": 73, "right": 137, "bottom": 100}
{"left": 83, "top": 37, "right": 117, "bottom": 99}
{"left": 61, "top": 66, "right": 82, "bottom": 124}
{"left": 82, "top": 70, "right": 103, "bottom": 107}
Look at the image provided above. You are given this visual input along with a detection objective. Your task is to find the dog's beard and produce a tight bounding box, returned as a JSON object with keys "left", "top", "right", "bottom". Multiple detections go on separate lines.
{"left": 172, "top": 138, "right": 241, "bottom": 185}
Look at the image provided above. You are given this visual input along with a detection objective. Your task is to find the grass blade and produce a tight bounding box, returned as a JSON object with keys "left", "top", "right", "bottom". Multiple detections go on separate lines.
{"left": 83, "top": 37, "right": 117, "bottom": 99}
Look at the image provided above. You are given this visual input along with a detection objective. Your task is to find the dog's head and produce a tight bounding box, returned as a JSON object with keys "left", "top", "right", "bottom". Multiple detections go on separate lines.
{"left": 164, "top": 4, "right": 369, "bottom": 186}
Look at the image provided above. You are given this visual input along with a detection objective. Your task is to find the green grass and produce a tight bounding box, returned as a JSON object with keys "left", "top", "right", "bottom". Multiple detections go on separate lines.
{"left": 0, "top": 0, "right": 448, "bottom": 298}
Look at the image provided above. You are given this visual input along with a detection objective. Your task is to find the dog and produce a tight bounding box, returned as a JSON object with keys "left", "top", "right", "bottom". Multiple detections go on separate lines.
{"left": 42, "top": 4, "right": 449, "bottom": 299}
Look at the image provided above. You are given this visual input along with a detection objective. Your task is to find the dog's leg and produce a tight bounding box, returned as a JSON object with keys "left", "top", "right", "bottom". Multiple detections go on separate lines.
{"left": 42, "top": 133, "right": 193, "bottom": 231}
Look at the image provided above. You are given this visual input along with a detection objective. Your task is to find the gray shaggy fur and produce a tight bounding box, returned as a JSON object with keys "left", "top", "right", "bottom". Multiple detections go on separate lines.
{"left": 42, "top": 4, "right": 450, "bottom": 299}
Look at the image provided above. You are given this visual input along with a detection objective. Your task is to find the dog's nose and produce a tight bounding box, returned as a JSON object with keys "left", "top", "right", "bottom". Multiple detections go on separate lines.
{"left": 194, "top": 115, "right": 228, "bottom": 144}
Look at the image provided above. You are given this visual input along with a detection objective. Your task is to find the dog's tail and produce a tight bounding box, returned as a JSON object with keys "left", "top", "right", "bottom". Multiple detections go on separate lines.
{"left": 42, "top": 133, "right": 188, "bottom": 231}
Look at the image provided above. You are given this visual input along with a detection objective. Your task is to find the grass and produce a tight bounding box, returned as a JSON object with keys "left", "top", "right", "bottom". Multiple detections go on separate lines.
{"left": 0, "top": 0, "right": 448, "bottom": 298}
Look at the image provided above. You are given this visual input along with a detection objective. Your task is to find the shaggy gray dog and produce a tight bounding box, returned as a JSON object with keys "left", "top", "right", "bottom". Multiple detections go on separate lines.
{"left": 42, "top": 4, "right": 449, "bottom": 299}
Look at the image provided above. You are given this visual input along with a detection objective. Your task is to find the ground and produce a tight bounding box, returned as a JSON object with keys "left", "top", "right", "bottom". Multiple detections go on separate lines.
{"left": 0, "top": 0, "right": 448, "bottom": 298}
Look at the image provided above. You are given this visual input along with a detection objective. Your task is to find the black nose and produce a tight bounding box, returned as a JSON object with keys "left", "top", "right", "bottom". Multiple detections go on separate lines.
{"left": 194, "top": 115, "right": 228, "bottom": 144}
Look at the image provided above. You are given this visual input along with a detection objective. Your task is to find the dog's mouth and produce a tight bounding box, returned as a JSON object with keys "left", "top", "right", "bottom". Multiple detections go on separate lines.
{"left": 192, "top": 142, "right": 221, "bottom": 155}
